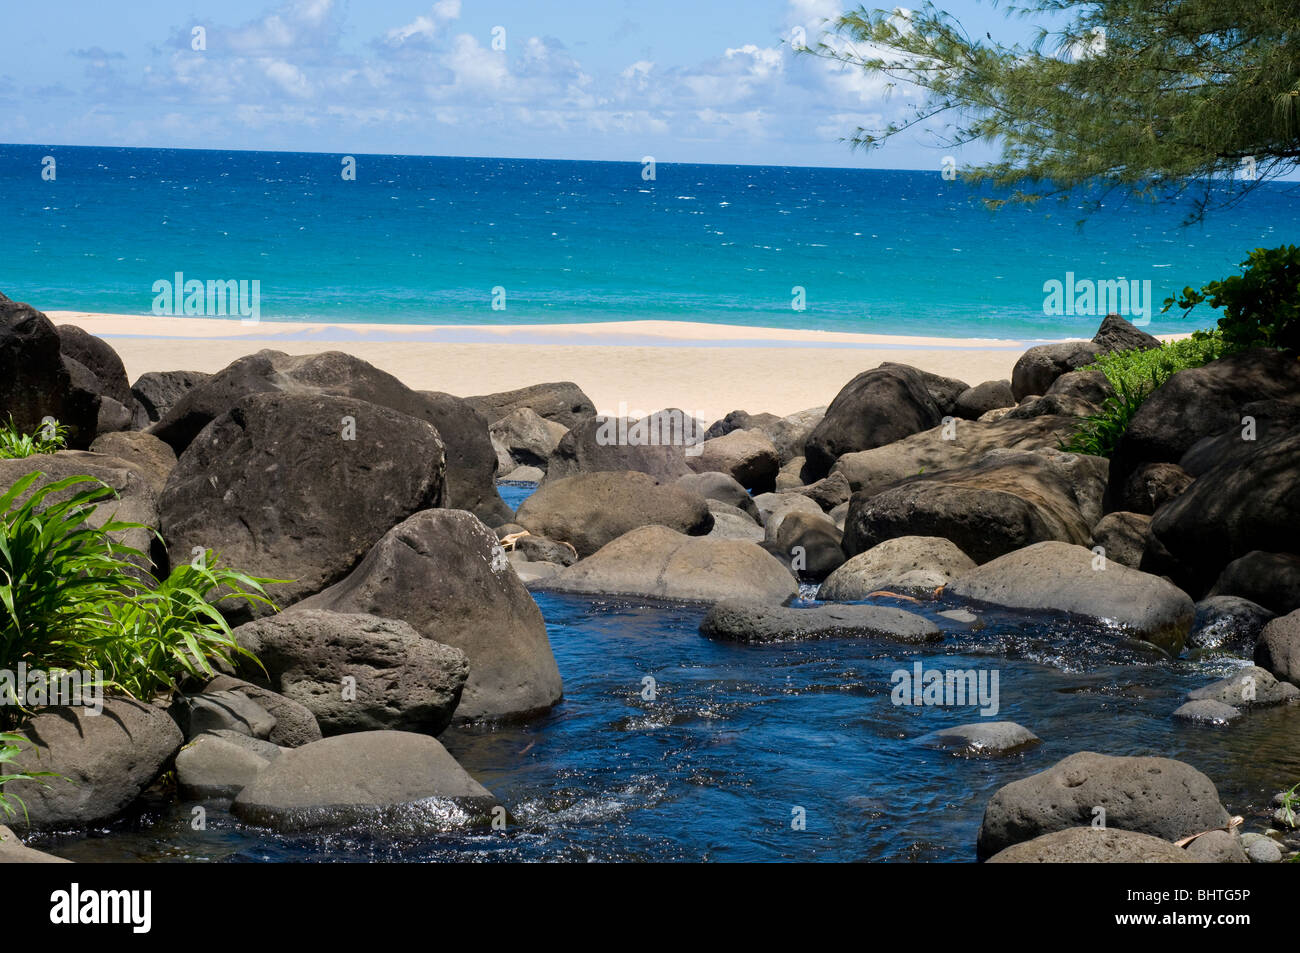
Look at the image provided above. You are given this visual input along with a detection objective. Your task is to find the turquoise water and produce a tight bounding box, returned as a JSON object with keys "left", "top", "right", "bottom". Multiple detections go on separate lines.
{"left": 3, "top": 143, "right": 1295, "bottom": 339}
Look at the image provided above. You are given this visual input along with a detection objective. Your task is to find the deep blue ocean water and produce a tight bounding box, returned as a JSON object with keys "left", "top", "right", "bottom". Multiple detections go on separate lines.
{"left": 3, "top": 143, "right": 1297, "bottom": 339}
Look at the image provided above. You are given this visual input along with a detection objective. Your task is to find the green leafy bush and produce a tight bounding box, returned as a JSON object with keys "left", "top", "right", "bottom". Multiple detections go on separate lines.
{"left": 1165, "top": 245, "right": 1300, "bottom": 352}
{"left": 1061, "top": 333, "right": 1225, "bottom": 457}
{"left": 0, "top": 732, "right": 56, "bottom": 823}
{"left": 1, "top": 471, "right": 276, "bottom": 728}
{"left": 0, "top": 416, "right": 68, "bottom": 460}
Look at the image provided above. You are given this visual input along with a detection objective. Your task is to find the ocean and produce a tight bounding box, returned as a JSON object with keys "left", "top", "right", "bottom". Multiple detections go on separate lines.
{"left": 2, "top": 142, "right": 1297, "bottom": 339}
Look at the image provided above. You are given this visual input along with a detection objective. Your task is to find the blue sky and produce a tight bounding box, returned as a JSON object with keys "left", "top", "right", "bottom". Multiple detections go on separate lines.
{"left": 1, "top": 0, "right": 1064, "bottom": 168}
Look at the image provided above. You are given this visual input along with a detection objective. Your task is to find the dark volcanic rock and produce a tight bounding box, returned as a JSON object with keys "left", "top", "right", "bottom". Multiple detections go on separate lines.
{"left": 0, "top": 293, "right": 100, "bottom": 448}
{"left": 55, "top": 324, "right": 133, "bottom": 407}
{"left": 1255, "top": 609, "right": 1300, "bottom": 686}
{"left": 1190, "top": 596, "right": 1275, "bottom": 653}
{"left": 545, "top": 410, "right": 701, "bottom": 483}
{"left": 131, "top": 370, "right": 211, "bottom": 424}
{"left": 467, "top": 381, "right": 596, "bottom": 431}
{"left": 1206, "top": 551, "right": 1300, "bottom": 615}
{"left": 294, "top": 509, "right": 563, "bottom": 722}
{"left": 688, "top": 429, "right": 780, "bottom": 492}
{"left": 159, "top": 392, "right": 446, "bottom": 616}
{"left": 700, "top": 599, "right": 941, "bottom": 644}
{"left": 1116, "top": 462, "right": 1193, "bottom": 515}
{"left": 954, "top": 380, "right": 1015, "bottom": 420}
{"left": 986, "top": 827, "right": 1195, "bottom": 864}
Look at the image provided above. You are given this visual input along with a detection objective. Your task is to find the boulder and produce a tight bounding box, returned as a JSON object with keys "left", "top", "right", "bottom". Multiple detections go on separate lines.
{"left": 1011, "top": 341, "right": 1102, "bottom": 401}
{"left": 546, "top": 410, "right": 700, "bottom": 482}
{"left": 489, "top": 407, "right": 568, "bottom": 469}
{"left": 985, "top": 827, "right": 1195, "bottom": 864}
{"left": 294, "top": 508, "right": 562, "bottom": 722}
{"left": 501, "top": 464, "right": 544, "bottom": 484}
{"left": 131, "top": 370, "right": 210, "bottom": 424}
{"left": 1179, "top": 398, "right": 1300, "bottom": 478}
{"left": 976, "top": 751, "right": 1230, "bottom": 859}
{"left": 953, "top": 380, "right": 1015, "bottom": 420}
{"left": 88, "top": 430, "right": 177, "bottom": 498}
{"left": 1004, "top": 392, "right": 1099, "bottom": 420}
{"left": 1189, "top": 596, "right": 1274, "bottom": 653}
{"left": 232, "top": 611, "right": 469, "bottom": 736}
{"left": 775, "top": 457, "right": 805, "bottom": 491}
{"left": 704, "top": 501, "right": 766, "bottom": 542}
{"left": 1206, "top": 551, "right": 1300, "bottom": 615}
{"left": 171, "top": 689, "right": 277, "bottom": 741}
{"left": 467, "top": 381, "right": 596, "bottom": 431}
{"left": 231, "top": 731, "right": 494, "bottom": 831}
{"left": 544, "top": 525, "right": 798, "bottom": 604}
{"left": 1148, "top": 426, "right": 1300, "bottom": 595}
{"left": 704, "top": 409, "right": 781, "bottom": 441}
{"left": 55, "top": 324, "right": 134, "bottom": 408}
{"left": 515, "top": 470, "right": 712, "bottom": 558}
{"left": 1089, "top": 511, "right": 1150, "bottom": 569}
{"left": 1108, "top": 348, "right": 1300, "bottom": 500}
{"left": 879, "top": 362, "right": 968, "bottom": 415}
{"left": 1116, "top": 462, "right": 1193, "bottom": 515}
{"left": 0, "top": 294, "right": 100, "bottom": 448}
{"left": 175, "top": 733, "right": 275, "bottom": 800}
{"left": 1171, "top": 700, "right": 1243, "bottom": 725}
{"left": 417, "top": 390, "right": 514, "bottom": 526}
{"left": 818, "top": 536, "right": 975, "bottom": 600}
{"left": 1255, "top": 610, "right": 1300, "bottom": 685}
{"left": 786, "top": 470, "right": 851, "bottom": 512}
{"left": 753, "top": 491, "right": 824, "bottom": 529}
{"left": 159, "top": 392, "right": 445, "bottom": 615}
{"left": 945, "top": 541, "right": 1194, "bottom": 655}
{"left": 831, "top": 414, "right": 1079, "bottom": 498}
{"left": 688, "top": 429, "right": 780, "bottom": 493}
{"left": 513, "top": 534, "right": 578, "bottom": 567}
{"left": 9, "top": 698, "right": 183, "bottom": 829}
{"left": 766, "top": 407, "right": 826, "bottom": 464}
{"left": 761, "top": 509, "right": 845, "bottom": 579}
{"left": 202, "top": 676, "right": 324, "bottom": 748}
{"left": 1185, "top": 665, "right": 1297, "bottom": 708}
{"left": 802, "top": 364, "right": 943, "bottom": 481}
{"left": 699, "top": 599, "right": 941, "bottom": 644}
{"left": 1046, "top": 369, "right": 1114, "bottom": 406}
{"left": 0, "top": 825, "right": 70, "bottom": 863}
{"left": 842, "top": 448, "right": 1108, "bottom": 564}
{"left": 1182, "top": 829, "right": 1248, "bottom": 863}
{"left": 918, "top": 721, "right": 1040, "bottom": 756}
{"left": 677, "top": 471, "right": 761, "bottom": 521}
{"left": 1091, "top": 313, "right": 1162, "bottom": 353}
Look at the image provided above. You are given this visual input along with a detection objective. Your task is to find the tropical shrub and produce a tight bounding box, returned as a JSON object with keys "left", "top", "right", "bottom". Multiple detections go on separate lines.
{"left": 1165, "top": 244, "right": 1300, "bottom": 352}
{"left": 0, "top": 732, "right": 56, "bottom": 823}
{"left": 0, "top": 416, "right": 68, "bottom": 460}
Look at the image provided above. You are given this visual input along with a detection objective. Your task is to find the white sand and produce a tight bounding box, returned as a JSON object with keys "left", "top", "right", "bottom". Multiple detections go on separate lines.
{"left": 50, "top": 311, "right": 1046, "bottom": 421}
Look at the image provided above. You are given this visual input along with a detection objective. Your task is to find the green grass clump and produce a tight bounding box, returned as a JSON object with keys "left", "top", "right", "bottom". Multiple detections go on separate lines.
{"left": 0, "top": 471, "right": 277, "bottom": 729}
{"left": 0, "top": 417, "right": 69, "bottom": 459}
{"left": 0, "top": 732, "right": 57, "bottom": 822}
{"left": 1061, "top": 332, "right": 1224, "bottom": 458}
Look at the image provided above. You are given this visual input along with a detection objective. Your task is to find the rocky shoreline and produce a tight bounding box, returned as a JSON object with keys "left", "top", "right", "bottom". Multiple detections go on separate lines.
{"left": 1, "top": 291, "right": 1297, "bottom": 864}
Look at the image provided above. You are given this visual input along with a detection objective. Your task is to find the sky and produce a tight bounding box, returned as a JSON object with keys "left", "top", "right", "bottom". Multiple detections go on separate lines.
{"left": 0, "top": 0, "right": 1067, "bottom": 169}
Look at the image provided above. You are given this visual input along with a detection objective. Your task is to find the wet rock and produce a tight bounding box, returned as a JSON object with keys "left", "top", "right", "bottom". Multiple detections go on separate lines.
{"left": 545, "top": 525, "right": 798, "bottom": 604}
{"left": 1255, "top": 609, "right": 1300, "bottom": 685}
{"left": 516, "top": 470, "right": 712, "bottom": 558}
{"left": 919, "top": 721, "right": 1040, "bottom": 756}
{"left": 762, "top": 509, "right": 844, "bottom": 580}
{"left": 9, "top": 698, "right": 183, "bottom": 830}
{"left": 1171, "top": 700, "right": 1243, "bottom": 726}
{"left": 1185, "top": 665, "right": 1298, "bottom": 708}
{"left": 1190, "top": 596, "right": 1274, "bottom": 653}
{"left": 231, "top": 731, "right": 494, "bottom": 832}
{"left": 819, "top": 536, "right": 975, "bottom": 600}
{"left": 700, "top": 599, "right": 941, "bottom": 644}
{"left": 159, "top": 392, "right": 446, "bottom": 616}
{"left": 232, "top": 611, "right": 468, "bottom": 736}
{"left": 294, "top": 508, "right": 562, "bottom": 722}
{"left": 986, "top": 827, "right": 1194, "bottom": 864}
{"left": 0, "top": 825, "right": 69, "bottom": 863}
{"left": 976, "top": 751, "right": 1230, "bottom": 859}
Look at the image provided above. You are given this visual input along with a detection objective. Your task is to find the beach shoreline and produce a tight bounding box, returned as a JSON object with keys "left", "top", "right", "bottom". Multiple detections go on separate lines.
{"left": 48, "top": 311, "right": 1168, "bottom": 421}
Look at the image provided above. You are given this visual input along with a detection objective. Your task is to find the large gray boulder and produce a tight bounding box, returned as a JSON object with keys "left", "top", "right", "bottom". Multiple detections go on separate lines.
{"left": 159, "top": 392, "right": 445, "bottom": 616}
{"left": 986, "top": 827, "right": 1196, "bottom": 864}
{"left": 515, "top": 470, "right": 711, "bottom": 558}
{"left": 918, "top": 721, "right": 1040, "bottom": 756}
{"left": 802, "top": 364, "right": 943, "bottom": 481}
{"left": 231, "top": 731, "right": 494, "bottom": 831}
{"left": 132, "top": 370, "right": 210, "bottom": 424}
{"left": 688, "top": 429, "right": 780, "bottom": 492}
{"left": 0, "top": 294, "right": 100, "bottom": 448}
{"left": 953, "top": 380, "right": 1015, "bottom": 420}
{"left": 1255, "top": 609, "right": 1300, "bottom": 686}
{"left": 489, "top": 407, "right": 568, "bottom": 470}
{"left": 544, "top": 525, "right": 798, "bottom": 603}
{"left": 976, "top": 751, "right": 1230, "bottom": 859}
{"left": 56, "top": 324, "right": 134, "bottom": 409}
{"left": 677, "top": 471, "right": 762, "bottom": 521}
{"left": 946, "top": 541, "right": 1194, "bottom": 655}
{"left": 233, "top": 611, "right": 469, "bottom": 735}
{"left": 467, "top": 381, "right": 596, "bottom": 431}
{"left": 1011, "top": 341, "right": 1103, "bottom": 401}
{"left": 545, "top": 410, "right": 701, "bottom": 482}
{"left": 842, "top": 448, "right": 1108, "bottom": 564}
{"left": 9, "top": 698, "right": 183, "bottom": 829}
{"left": 1190, "top": 596, "right": 1274, "bottom": 653}
{"left": 88, "top": 430, "right": 177, "bottom": 497}
{"left": 700, "top": 599, "right": 941, "bottom": 644}
{"left": 1149, "top": 426, "right": 1300, "bottom": 596}
{"left": 202, "top": 676, "right": 324, "bottom": 748}
{"left": 1089, "top": 511, "right": 1150, "bottom": 570}
{"left": 294, "top": 509, "right": 562, "bottom": 722}
{"left": 818, "top": 536, "right": 975, "bottom": 600}
{"left": 1206, "top": 551, "right": 1300, "bottom": 615}
{"left": 762, "top": 508, "right": 845, "bottom": 579}
{"left": 175, "top": 733, "right": 277, "bottom": 800}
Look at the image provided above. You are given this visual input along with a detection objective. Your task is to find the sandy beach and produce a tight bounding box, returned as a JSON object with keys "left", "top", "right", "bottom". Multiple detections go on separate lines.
{"left": 49, "top": 311, "right": 1041, "bottom": 422}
